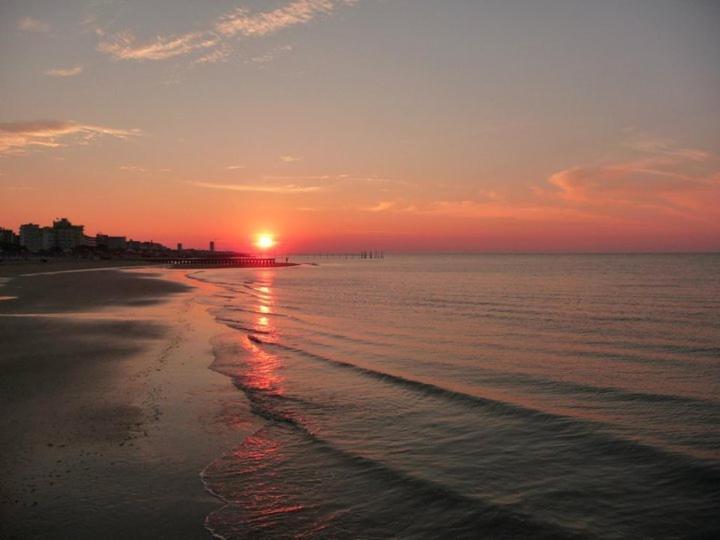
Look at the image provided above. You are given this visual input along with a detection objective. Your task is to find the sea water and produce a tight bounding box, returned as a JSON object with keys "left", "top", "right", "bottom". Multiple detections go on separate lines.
{"left": 193, "top": 254, "right": 720, "bottom": 539}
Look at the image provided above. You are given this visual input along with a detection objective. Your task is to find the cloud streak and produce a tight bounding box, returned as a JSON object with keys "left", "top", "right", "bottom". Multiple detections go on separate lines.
{"left": 97, "top": 1, "right": 356, "bottom": 63}
{"left": 0, "top": 121, "right": 140, "bottom": 156}
{"left": 45, "top": 66, "right": 83, "bottom": 78}
{"left": 363, "top": 201, "right": 396, "bottom": 212}
{"left": 98, "top": 31, "right": 219, "bottom": 61}
{"left": 119, "top": 165, "right": 149, "bottom": 173}
{"left": 189, "top": 181, "right": 321, "bottom": 193}
{"left": 541, "top": 136, "right": 719, "bottom": 221}
{"left": 215, "top": 0, "right": 334, "bottom": 37}
{"left": 360, "top": 137, "right": 719, "bottom": 226}
{"left": 546, "top": 162, "right": 719, "bottom": 221}
{"left": 18, "top": 17, "right": 49, "bottom": 32}
{"left": 622, "top": 129, "right": 710, "bottom": 162}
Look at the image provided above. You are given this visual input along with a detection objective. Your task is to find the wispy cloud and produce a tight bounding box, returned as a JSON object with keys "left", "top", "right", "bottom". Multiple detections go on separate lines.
{"left": 262, "top": 173, "right": 399, "bottom": 187}
{"left": 263, "top": 174, "right": 333, "bottom": 180}
{"left": 192, "top": 45, "right": 232, "bottom": 66}
{"left": 119, "top": 165, "right": 172, "bottom": 174}
{"left": 0, "top": 120, "right": 140, "bottom": 156}
{"left": 371, "top": 168, "right": 718, "bottom": 223}
{"left": 226, "top": 164, "right": 247, "bottom": 170}
{"left": 119, "top": 165, "right": 148, "bottom": 173}
{"left": 363, "top": 201, "right": 396, "bottom": 212}
{"left": 358, "top": 134, "right": 719, "bottom": 225}
{"left": 358, "top": 198, "right": 599, "bottom": 224}
{"left": 215, "top": 0, "right": 334, "bottom": 37}
{"left": 97, "top": 1, "right": 357, "bottom": 63}
{"left": 621, "top": 129, "right": 710, "bottom": 163}
{"left": 280, "top": 155, "right": 301, "bottom": 162}
{"left": 247, "top": 45, "right": 294, "bottom": 65}
{"left": 540, "top": 133, "right": 718, "bottom": 221}
{"left": 98, "top": 31, "right": 219, "bottom": 61}
{"left": 189, "top": 181, "right": 321, "bottom": 193}
{"left": 45, "top": 66, "right": 84, "bottom": 78}
{"left": 546, "top": 161, "right": 719, "bottom": 220}
{"left": 18, "top": 17, "right": 49, "bottom": 32}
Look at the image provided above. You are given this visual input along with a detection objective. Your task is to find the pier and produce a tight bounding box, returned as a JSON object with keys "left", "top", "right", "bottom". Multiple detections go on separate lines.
{"left": 147, "top": 256, "right": 287, "bottom": 268}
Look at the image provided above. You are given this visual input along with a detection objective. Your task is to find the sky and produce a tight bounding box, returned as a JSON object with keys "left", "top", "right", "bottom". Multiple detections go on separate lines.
{"left": 1, "top": 0, "right": 719, "bottom": 252}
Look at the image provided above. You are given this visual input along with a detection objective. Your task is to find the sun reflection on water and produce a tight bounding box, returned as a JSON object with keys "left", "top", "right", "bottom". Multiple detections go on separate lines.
{"left": 254, "top": 271, "right": 276, "bottom": 335}
{"left": 241, "top": 335, "right": 283, "bottom": 394}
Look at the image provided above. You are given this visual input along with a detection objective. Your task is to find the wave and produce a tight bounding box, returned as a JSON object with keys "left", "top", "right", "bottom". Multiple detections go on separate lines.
{"left": 215, "top": 319, "right": 273, "bottom": 335}
{"left": 247, "top": 334, "right": 720, "bottom": 478}
{"left": 306, "top": 337, "right": 719, "bottom": 411}
{"left": 455, "top": 367, "right": 719, "bottom": 410}
{"left": 201, "top": 401, "right": 588, "bottom": 540}
{"left": 203, "top": 330, "right": 589, "bottom": 537}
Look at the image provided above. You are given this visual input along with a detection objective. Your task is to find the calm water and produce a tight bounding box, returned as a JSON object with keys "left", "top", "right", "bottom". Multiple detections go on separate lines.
{"left": 192, "top": 255, "right": 720, "bottom": 539}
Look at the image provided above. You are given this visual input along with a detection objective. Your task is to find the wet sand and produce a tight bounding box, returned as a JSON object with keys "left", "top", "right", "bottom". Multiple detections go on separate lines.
{"left": 0, "top": 268, "right": 259, "bottom": 539}
{"left": 0, "top": 259, "right": 157, "bottom": 278}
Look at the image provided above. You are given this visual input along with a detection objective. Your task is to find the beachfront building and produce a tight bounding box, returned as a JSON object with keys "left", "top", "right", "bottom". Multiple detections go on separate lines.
{"left": 0, "top": 227, "right": 17, "bottom": 245}
{"left": 8, "top": 218, "right": 175, "bottom": 257}
{"left": 126, "top": 239, "right": 171, "bottom": 256}
{"left": 19, "top": 223, "right": 43, "bottom": 252}
{"left": 0, "top": 227, "right": 20, "bottom": 253}
{"left": 96, "top": 234, "right": 127, "bottom": 251}
{"left": 41, "top": 227, "right": 56, "bottom": 251}
{"left": 52, "top": 218, "right": 85, "bottom": 252}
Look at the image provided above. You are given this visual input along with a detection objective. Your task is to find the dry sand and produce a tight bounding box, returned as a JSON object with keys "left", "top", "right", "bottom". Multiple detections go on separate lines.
{"left": 0, "top": 267, "right": 259, "bottom": 539}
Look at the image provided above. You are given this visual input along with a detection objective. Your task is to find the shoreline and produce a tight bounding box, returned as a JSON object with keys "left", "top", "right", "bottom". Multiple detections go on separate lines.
{"left": 0, "top": 266, "right": 260, "bottom": 539}
{"left": 0, "top": 259, "right": 298, "bottom": 278}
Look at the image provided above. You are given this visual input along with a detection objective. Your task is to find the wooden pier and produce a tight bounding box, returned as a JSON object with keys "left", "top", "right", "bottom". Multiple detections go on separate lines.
{"left": 147, "top": 256, "right": 285, "bottom": 268}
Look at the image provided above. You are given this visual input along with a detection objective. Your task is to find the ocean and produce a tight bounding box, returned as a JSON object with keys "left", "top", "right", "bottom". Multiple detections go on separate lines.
{"left": 191, "top": 254, "right": 720, "bottom": 539}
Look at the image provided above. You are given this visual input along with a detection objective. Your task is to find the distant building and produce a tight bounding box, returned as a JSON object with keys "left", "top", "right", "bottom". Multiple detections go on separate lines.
{"left": 209, "top": 241, "right": 215, "bottom": 252}
{"left": 97, "top": 234, "right": 127, "bottom": 251}
{"left": 0, "top": 227, "right": 17, "bottom": 245}
{"left": 127, "top": 239, "right": 170, "bottom": 255}
{"left": 177, "top": 242, "right": 183, "bottom": 251}
{"left": 52, "top": 218, "right": 85, "bottom": 252}
{"left": 19, "top": 223, "right": 43, "bottom": 252}
{"left": 12, "top": 218, "right": 174, "bottom": 257}
{"left": 41, "top": 227, "right": 56, "bottom": 251}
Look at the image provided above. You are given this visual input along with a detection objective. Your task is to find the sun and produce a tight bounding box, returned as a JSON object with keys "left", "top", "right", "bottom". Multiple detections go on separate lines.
{"left": 255, "top": 234, "right": 275, "bottom": 250}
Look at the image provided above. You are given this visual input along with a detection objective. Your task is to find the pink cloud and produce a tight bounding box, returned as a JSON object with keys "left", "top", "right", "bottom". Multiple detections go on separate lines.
{"left": 0, "top": 120, "right": 140, "bottom": 155}
{"left": 216, "top": 0, "right": 334, "bottom": 37}
{"left": 98, "top": 31, "right": 219, "bottom": 61}
{"left": 547, "top": 160, "right": 719, "bottom": 222}
{"left": 97, "top": 1, "right": 358, "bottom": 64}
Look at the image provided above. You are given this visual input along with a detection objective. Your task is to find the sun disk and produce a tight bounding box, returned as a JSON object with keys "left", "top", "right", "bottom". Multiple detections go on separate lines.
{"left": 256, "top": 234, "right": 275, "bottom": 250}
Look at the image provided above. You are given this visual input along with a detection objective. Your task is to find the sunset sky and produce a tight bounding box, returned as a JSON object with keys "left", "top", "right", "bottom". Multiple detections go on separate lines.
{"left": 1, "top": 0, "right": 719, "bottom": 252}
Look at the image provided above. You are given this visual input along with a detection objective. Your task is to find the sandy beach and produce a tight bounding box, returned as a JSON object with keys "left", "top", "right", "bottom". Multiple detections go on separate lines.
{"left": 0, "top": 266, "right": 259, "bottom": 539}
